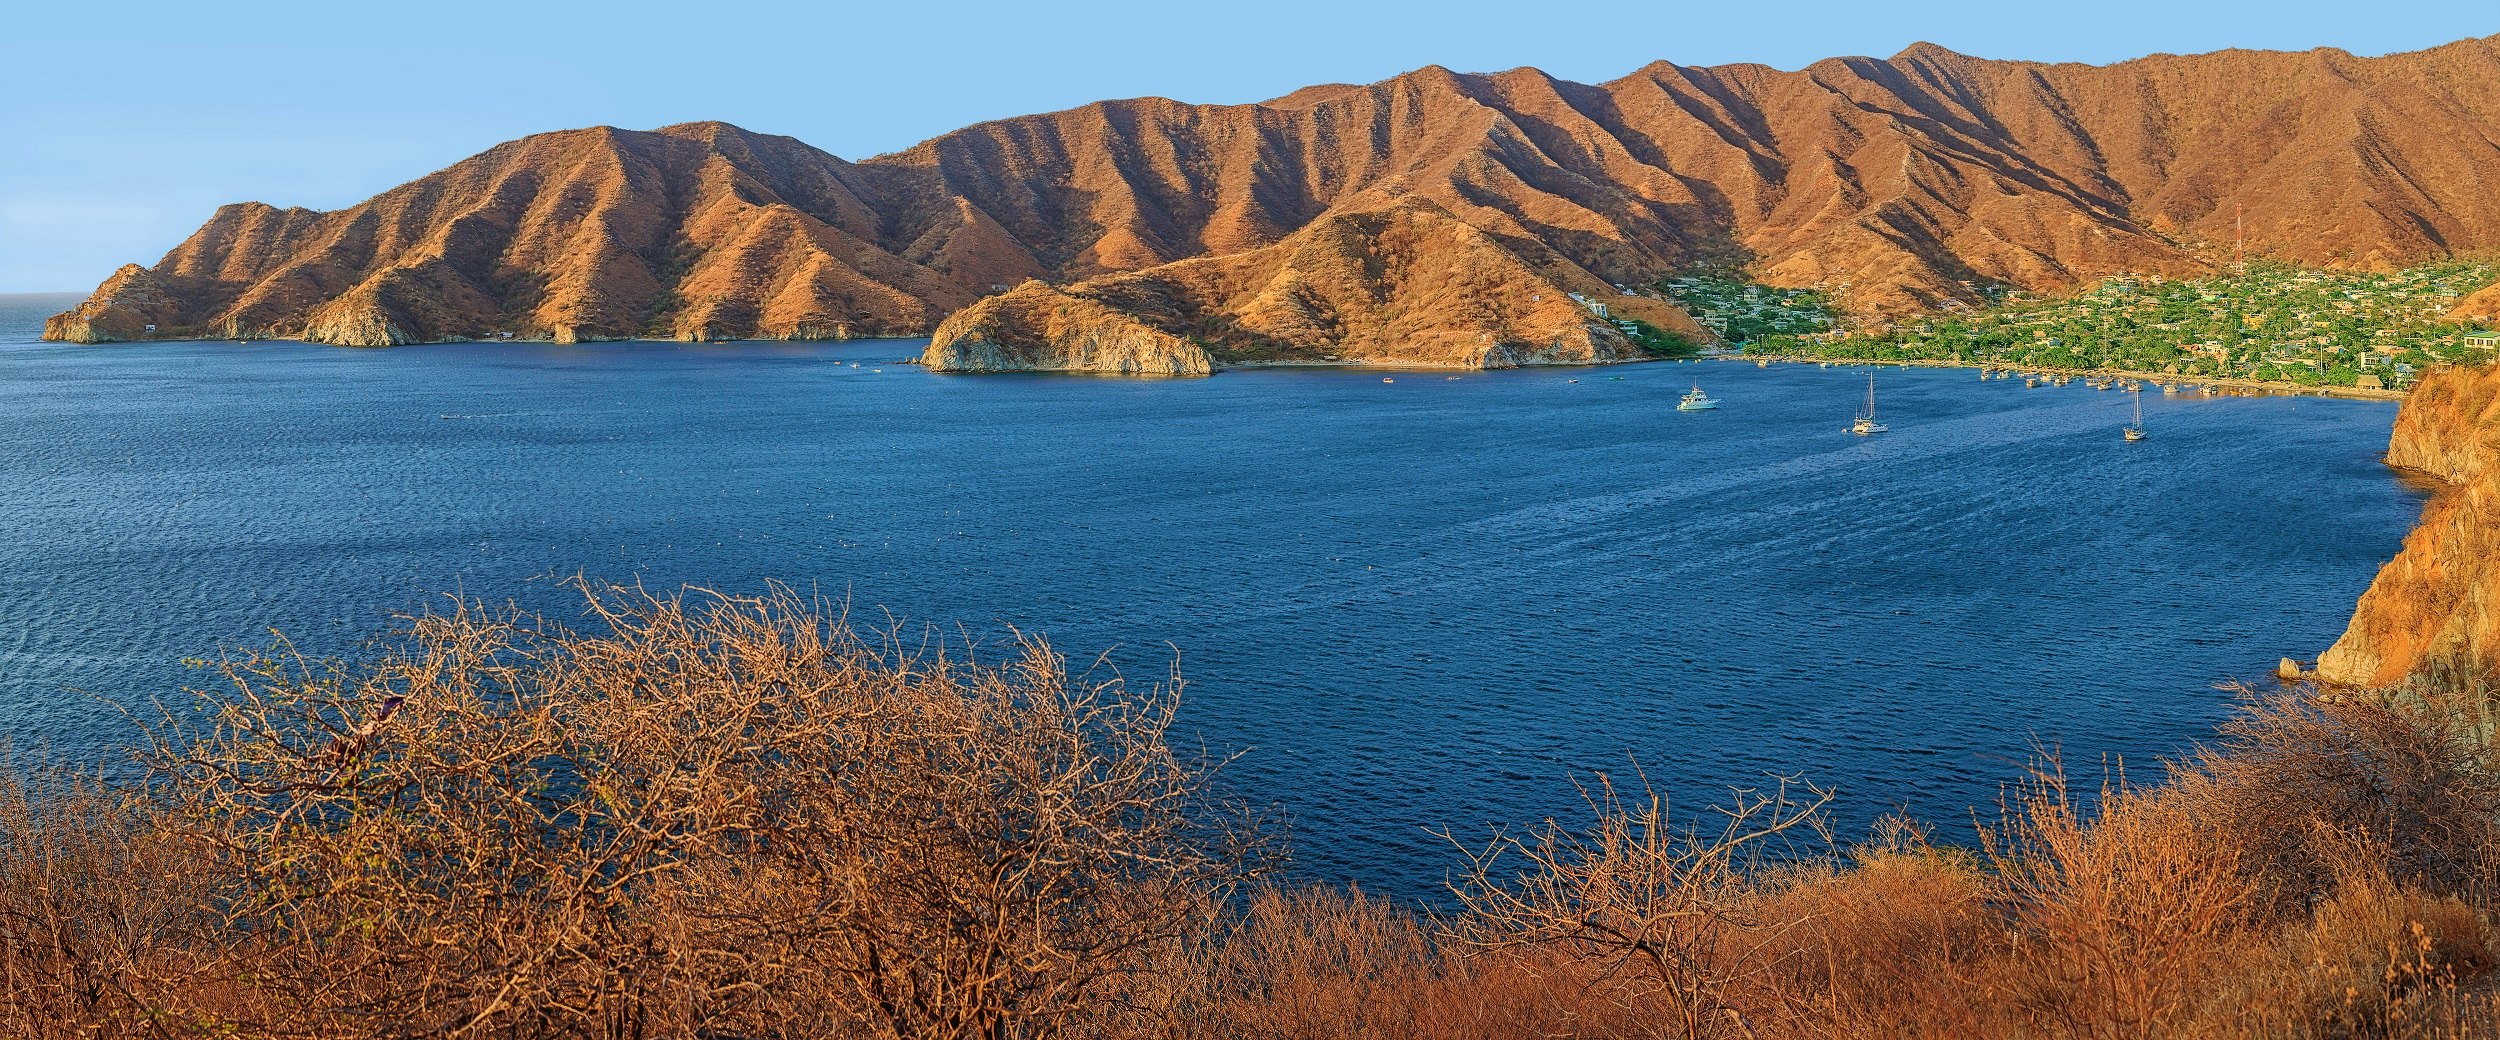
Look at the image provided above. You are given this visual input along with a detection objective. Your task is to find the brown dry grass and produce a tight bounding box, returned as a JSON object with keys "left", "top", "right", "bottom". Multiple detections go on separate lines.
{"left": 5, "top": 587, "right": 2500, "bottom": 1038}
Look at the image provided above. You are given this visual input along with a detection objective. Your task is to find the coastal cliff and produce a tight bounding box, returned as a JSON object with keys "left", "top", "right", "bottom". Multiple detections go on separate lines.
{"left": 47, "top": 36, "right": 2500, "bottom": 349}
{"left": 43, "top": 265, "right": 182, "bottom": 343}
{"left": 923, "top": 200, "right": 1703, "bottom": 373}
{"left": 2317, "top": 363, "right": 2500, "bottom": 686}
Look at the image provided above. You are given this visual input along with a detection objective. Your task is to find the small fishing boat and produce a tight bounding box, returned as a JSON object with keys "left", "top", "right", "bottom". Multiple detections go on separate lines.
{"left": 1383, "top": 377, "right": 1395, "bottom": 383}
{"left": 2123, "top": 387, "right": 2147, "bottom": 442}
{"left": 1849, "top": 372, "right": 1888, "bottom": 435}
{"left": 1676, "top": 384, "right": 1720, "bottom": 411}
{"left": 2025, "top": 377, "right": 2039, "bottom": 388}
{"left": 2161, "top": 383, "right": 2180, "bottom": 394}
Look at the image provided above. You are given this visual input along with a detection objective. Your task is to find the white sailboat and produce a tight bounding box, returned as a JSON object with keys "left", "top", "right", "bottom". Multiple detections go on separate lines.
{"left": 1850, "top": 372, "right": 1888, "bottom": 435}
{"left": 2124, "top": 387, "right": 2147, "bottom": 441}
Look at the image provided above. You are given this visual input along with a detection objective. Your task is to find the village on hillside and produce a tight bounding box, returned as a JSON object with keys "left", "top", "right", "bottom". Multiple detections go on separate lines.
{"left": 1675, "top": 260, "right": 2500, "bottom": 390}
{"left": 1650, "top": 274, "right": 1841, "bottom": 345}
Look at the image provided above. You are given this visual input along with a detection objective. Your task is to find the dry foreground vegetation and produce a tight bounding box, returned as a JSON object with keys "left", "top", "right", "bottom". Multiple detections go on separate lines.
{"left": 5, "top": 585, "right": 2500, "bottom": 1039}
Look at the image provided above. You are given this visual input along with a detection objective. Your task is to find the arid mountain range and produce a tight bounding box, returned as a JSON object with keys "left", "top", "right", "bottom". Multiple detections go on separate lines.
{"left": 45, "top": 35, "right": 2500, "bottom": 370}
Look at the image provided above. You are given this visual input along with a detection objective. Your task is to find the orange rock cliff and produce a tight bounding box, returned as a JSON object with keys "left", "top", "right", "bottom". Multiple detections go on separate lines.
{"left": 2319, "top": 364, "right": 2500, "bottom": 687}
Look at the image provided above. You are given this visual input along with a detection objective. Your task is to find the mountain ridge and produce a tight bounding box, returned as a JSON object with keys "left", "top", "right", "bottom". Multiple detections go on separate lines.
{"left": 45, "top": 35, "right": 2500, "bottom": 362}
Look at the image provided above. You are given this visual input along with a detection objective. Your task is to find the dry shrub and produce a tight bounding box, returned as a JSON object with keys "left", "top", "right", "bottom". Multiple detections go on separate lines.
{"left": 0, "top": 759, "right": 241, "bottom": 1037}
{"left": 2216, "top": 870, "right": 2496, "bottom": 1037}
{"left": 2187, "top": 681, "right": 2500, "bottom": 908}
{"left": 1195, "top": 886, "right": 1441, "bottom": 1037}
{"left": 1191, "top": 885, "right": 1664, "bottom": 1039}
{"left": 1981, "top": 764, "right": 2261, "bottom": 1040}
{"left": 121, "top": 583, "right": 1259, "bottom": 1039}
{"left": 1743, "top": 819, "right": 2008, "bottom": 1038}
{"left": 1445, "top": 772, "right": 1833, "bottom": 1040}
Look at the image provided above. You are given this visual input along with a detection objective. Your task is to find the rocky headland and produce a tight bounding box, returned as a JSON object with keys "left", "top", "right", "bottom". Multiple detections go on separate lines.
{"left": 2318, "top": 362, "right": 2500, "bottom": 686}
{"left": 45, "top": 36, "right": 2500, "bottom": 364}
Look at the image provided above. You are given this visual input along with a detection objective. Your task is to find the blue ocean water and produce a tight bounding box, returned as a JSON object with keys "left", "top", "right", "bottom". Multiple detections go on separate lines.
{"left": 0, "top": 293, "right": 2424, "bottom": 897}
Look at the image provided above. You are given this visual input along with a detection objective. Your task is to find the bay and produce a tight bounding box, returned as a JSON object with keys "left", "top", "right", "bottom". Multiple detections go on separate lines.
{"left": 0, "top": 294, "right": 2422, "bottom": 897}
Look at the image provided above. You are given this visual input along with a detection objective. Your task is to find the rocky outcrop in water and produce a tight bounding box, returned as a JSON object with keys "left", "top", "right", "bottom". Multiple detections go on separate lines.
{"left": 923, "top": 283, "right": 1213, "bottom": 375}
{"left": 45, "top": 35, "right": 2500, "bottom": 348}
{"left": 2317, "top": 363, "right": 2500, "bottom": 686}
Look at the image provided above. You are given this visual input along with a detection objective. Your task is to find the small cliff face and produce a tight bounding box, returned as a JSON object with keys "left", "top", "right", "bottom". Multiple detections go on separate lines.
{"left": 2317, "top": 364, "right": 2500, "bottom": 686}
{"left": 922, "top": 199, "right": 1704, "bottom": 373}
{"left": 43, "top": 265, "right": 181, "bottom": 343}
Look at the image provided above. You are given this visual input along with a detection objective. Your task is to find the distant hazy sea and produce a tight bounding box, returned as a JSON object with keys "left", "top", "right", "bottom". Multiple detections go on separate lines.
{"left": 0, "top": 293, "right": 2424, "bottom": 898}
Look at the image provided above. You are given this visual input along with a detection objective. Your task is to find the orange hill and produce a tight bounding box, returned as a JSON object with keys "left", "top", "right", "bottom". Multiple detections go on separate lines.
{"left": 923, "top": 199, "right": 1706, "bottom": 373}
{"left": 46, "top": 35, "right": 2500, "bottom": 351}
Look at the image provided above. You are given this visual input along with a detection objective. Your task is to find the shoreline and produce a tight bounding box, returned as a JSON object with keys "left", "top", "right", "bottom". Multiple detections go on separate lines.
{"left": 15, "top": 333, "right": 2419, "bottom": 402}
{"left": 1729, "top": 354, "right": 2409, "bottom": 401}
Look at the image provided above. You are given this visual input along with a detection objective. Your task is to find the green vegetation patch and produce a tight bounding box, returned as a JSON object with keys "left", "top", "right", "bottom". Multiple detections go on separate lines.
{"left": 1748, "top": 260, "right": 2500, "bottom": 388}
{"left": 1615, "top": 317, "right": 1701, "bottom": 357}
{"left": 1655, "top": 274, "right": 1838, "bottom": 345}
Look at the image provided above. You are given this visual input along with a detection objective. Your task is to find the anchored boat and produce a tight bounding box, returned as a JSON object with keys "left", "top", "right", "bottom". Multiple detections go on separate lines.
{"left": 2124, "top": 387, "right": 2147, "bottom": 442}
{"left": 1677, "top": 384, "right": 1720, "bottom": 411}
{"left": 1850, "top": 372, "right": 1888, "bottom": 435}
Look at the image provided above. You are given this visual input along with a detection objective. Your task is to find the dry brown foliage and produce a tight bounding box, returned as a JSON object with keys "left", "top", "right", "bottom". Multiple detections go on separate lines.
{"left": 2185, "top": 678, "right": 2500, "bottom": 907}
{"left": 6, "top": 588, "right": 2500, "bottom": 1039}
{"left": 8, "top": 584, "right": 1259, "bottom": 1039}
{"left": 1980, "top": 767, "right": 2261, "bottom": 1039}
{"left": 1443, "top": 772, "right": 1834, "bottom": 1040}
{"left": 1184, "top": 885, "right": 1669, "bottom": 1039}
{"left": 1743, "top": 822, "right": 2007, "bottom": 1037}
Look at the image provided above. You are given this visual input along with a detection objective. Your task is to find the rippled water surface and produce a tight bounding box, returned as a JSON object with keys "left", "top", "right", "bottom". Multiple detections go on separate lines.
{"left": 0, "top": 293, "right": 2424, "bottom": 897}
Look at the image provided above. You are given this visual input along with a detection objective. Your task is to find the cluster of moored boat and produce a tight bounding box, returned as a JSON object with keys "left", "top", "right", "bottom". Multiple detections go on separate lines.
{"left": 1680, "top": 366, "right": 2161, "bottom": 441}
{"left": 1975, "top": 367, "right": 2224, "bottom": 399}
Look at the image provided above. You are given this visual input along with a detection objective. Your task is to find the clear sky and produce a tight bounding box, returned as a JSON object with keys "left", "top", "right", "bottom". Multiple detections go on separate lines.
{"left": 6, "top": 0, "right": 2493, "bottom": 292}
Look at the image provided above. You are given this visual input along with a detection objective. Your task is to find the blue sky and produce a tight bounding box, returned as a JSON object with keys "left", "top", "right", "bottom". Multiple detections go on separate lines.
{"left": 5, "top": 0, "right": 2493, "bottom": 292}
